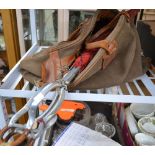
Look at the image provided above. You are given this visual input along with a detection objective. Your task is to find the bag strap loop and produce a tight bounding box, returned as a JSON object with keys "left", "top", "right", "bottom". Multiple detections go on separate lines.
{"left": 86, "top": 39, "right": 118, "bottom": 70}
{"left": 86, "top": 39, "right": 117, "bottom": 55}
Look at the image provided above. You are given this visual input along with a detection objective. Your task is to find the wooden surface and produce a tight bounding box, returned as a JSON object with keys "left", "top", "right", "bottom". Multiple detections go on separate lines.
{"left": 1, "top": 10, "right": 20, "bottom": 69}
{"left": 0, "top": 9, "right": 27, "bottom": 124}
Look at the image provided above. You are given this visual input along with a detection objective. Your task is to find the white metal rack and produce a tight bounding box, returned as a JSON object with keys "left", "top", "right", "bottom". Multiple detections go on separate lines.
{"left": 0, "top": 10, "right": 155, "bottom": 129}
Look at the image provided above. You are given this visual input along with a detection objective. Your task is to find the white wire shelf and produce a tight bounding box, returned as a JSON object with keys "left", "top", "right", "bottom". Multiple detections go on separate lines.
{"left": 0, "top": 45, "right": 155, "bottom": 104}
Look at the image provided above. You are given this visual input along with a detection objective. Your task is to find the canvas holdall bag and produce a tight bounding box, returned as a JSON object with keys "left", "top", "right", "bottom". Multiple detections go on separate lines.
{"left": 20, "top": 9, "right": 147, "bottom": 90}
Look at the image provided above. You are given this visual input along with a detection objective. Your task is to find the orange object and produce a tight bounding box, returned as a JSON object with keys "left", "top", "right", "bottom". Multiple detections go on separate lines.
{"left": 39, "top": 104, "right": 49, "bottom": 111}
{"left": 39, "top": 100, "right": 85, "bottom": 121}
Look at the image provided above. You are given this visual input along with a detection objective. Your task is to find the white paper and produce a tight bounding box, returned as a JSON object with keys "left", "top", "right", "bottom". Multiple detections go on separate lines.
{"left": 53, "top": 122, "right": 121, "bottom": 146}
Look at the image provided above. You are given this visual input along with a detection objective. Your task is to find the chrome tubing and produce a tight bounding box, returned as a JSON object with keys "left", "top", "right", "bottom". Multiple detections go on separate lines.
{"left": 9, "top": 82, "right": 61, "bottom": 129}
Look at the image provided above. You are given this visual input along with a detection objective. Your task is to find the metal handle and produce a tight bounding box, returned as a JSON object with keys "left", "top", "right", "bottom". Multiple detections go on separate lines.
{"left": 9, "top": 82, "right": 61, "bottom": 129}
{"left": 37, "top": 87, "right": 65, "bottom": 122}
{"left": 36, "top": 90, "right": 60, "bottom": 121}
{"left": 62, "top": 67, "right": 79, "bottom": 84}
{"left": 6, "top": 67, "right": 79, "bottom": 145}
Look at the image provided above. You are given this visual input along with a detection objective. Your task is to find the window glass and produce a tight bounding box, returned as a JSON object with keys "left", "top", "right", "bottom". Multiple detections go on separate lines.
{"left": 22, "top": 10, "right": 94, "bottom": 47}
{"left": 69, "top": 10, "right": 95, "bottom": 34}
{"left": 36, "top": 9, "right": 58, "bottom": 46}
{"left": 0, "top": 15, "right": 6, "bottom": 51}
{"left": 0, "top": 14, "right": 8, "bottom": 79}
{"left": 22, "top": 9, "right": 58, "bottom": 47}
{"left": 21, "top": 9, "right": 32, "bottom": 50}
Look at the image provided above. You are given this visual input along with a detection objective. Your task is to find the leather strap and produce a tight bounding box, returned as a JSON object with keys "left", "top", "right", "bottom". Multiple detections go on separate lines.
{"left": 127, "top": 9, "right": 140, "bottom": 19}
{"left": 0, "top": 126, "right": 11, "bottom": 141}
{"left": 0, "top": 127, "right": 30, "bottom": 146}
{"left": 86, "top": 40, "right": 117, "bottom": 55}
{"left": 85, "top": 10, "right": 139, "bottom": 70}
{"left": 3, "top": 130, "right": 16, "bottom": 142}
{"left": 10, "top": 129, "right": 29, "bottom": 146}
{"left": 102, "top": 47, "right": 117, "bottom": 70}
{"left": 86, "top": 39, "right": 117, "bottom": 69}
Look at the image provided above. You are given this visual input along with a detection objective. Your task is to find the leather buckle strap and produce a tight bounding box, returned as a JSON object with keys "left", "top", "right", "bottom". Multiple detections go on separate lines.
{"left": 86, "top": 39, "right": 117, "bottom": 55}
{"left": 86, "top": 39, "right": 118, "bottom": 70}
{"left": 101, "top": 40, "right": 118, "bottom": 69}
{"left": 102, "top": 48, "right": 117, "bottom": 70}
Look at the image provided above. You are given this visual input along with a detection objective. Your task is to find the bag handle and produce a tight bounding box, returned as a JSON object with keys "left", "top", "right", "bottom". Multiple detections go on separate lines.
{"left": 86, "top": 40, "right": 117, "bottom": 55}
{"left": 85, "top": 10, "right": 139, "bottom": 62}
{"left": 86, "top": 9, "right": 139, "bottom": 44}
{"left": 86, "top": 39, "right": 118, "bottom": 70}
{"left": 85, "top": 10, "right": 139, "bottom": 70}
{"left": 0, "top": 127, "right": 30, "bottom": 146}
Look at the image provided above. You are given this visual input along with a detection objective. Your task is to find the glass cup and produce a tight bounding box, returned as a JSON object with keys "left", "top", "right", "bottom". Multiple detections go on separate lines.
{"left": 95, "top": 122, "right": 116, "bottom": 138}
{"left": 94, "top": 113, "right": 108, "bottom": 124}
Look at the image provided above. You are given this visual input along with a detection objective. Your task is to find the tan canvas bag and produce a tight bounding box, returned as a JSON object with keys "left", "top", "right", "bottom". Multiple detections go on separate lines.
{"left": 20, "top": 9, "right": 146, "bottom": 90}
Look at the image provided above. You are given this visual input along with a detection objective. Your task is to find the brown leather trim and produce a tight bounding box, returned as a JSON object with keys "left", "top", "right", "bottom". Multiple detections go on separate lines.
{"left": 102, "top": 50, "right": 117, "bottom": 70}
{"left": 127, "top": 9, "right": 140, "bottom": 19}
{"left": 102, "top": 40, "right": 118, "bottom": 69}
{"left": 41, "top": 50, "right": 76, "bottom": 83}
{"left": 41, "top": 63, "right": 47, "bottom": 83}
{"left": 0, "top": 126, "right": 11, "bottom": 141}
{"left": 60, "top": 53, "right": 75, "bottom": 67}
{"left": 86, "top": 40, "right": 117, "bottom": 55}
{"left": 0, "top": 127, "right": 30, "bottom": 146}
{"left": 71, "top": 40, "right": 118, "bottom": 88}
{"left": 10, "top": 129, "right": 29, "bottom": 146}
{"left": 3, "top": 130, "right": 16, "bottom": 142}
{"left": 41, "top": 50, "right": 61, "bottom": 83}
{"left": 0, "top": 129, "right": 34, "bottom": 146}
